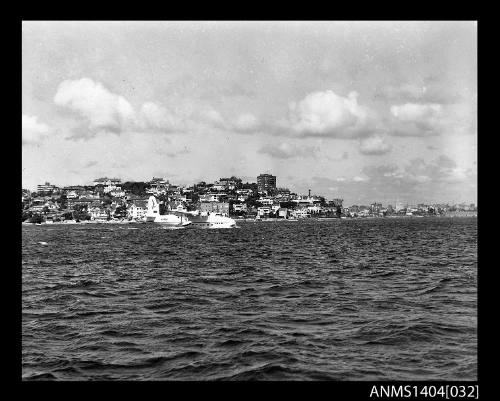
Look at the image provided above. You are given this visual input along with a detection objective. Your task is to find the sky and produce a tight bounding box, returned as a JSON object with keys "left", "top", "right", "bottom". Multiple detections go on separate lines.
{"left": 22, "top": 21, "right": 477, "bottom": 205}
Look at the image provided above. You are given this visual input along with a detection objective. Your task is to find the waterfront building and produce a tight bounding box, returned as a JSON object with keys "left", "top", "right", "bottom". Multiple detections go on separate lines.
{"left": 370, "top": 202, "right": 383, "bottom": 214}
{"left": 278, "top": 208, "right": 289, "bottom": 219}
{"left": 127, "top": 200, "right": 148, "bottom": 220}
{"left": 89, "top": 206, "right": 109, "bottom": 221}
{"left": 395, "top": 202, "right": 405, "bottom": 212}
{"left": 307, "top": 205, "right": 322, "bottom": 214}
{"left": 257, "top": 173, "right": 276, "bottom": 193}
{"left": 257, "top": 206, "right": 272, "bottom": 217}
{"left": 291, "top": 209, "right": 309, "bottom": 219}
{"left": 292, "top": 195, "right": 322, "bottom": 206}
{"left": 200, "top": 201, "right": 230, "bottom": 215}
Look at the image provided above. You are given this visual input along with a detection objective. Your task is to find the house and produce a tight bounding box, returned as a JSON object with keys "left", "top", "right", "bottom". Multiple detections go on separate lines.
{"left": 212, "top": 181, "right": 226, "bottom": 191}
{"left": 307, "top": 205, "right": 322, "bottom": 214}
{"left": 200, "top": 201, "right": 229, "bottom": 215}
{"left": 67, "top": 198, "right": 95, "bottom": 210}
{"left": 278, "top": 208, "right": 289, "bottom": 219}
{"left": 258, "top": 197, "right": 274, "bottom": 205}
{"left": 233, "top": 203, "right": 247, "bottom": 213}
{"left": 128, "top": 200, "right": 148, "bottom": 220}
{"left": 66, "top": 190, "right": 79, "bottom": 199}
{"left": 291, "top": 209, "right": 309, "bottom": 219}
{"left": 200, "top": 193, "right": 221, "bottom": 203}
{"left": 93, "top": 177, "right": 121, "bottom": 187}
{"left": 257, "top": 206, "right": 272, "bottom": 217}
{"left": 90, "top": 207, "right": 109, "bottom": 221}
{"left": 109, "top": 189, "right": 126, "bottom": 198}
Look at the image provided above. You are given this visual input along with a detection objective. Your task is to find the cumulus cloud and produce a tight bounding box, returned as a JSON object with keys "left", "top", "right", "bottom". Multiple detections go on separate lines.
{"left": 285, "top": 90, "right": 370, "bottom": 138}
{"left": 22, "top": 114, "right": 50, "bottom": 144}
{"left": 359, "top": 135, "right": 392, "bottom": 155}
{"left": 258, "top": 142, "right": 318, "bottom": 159}
{"left": 390, "top": 103, "right": 443, "bottom": 122}
{"left": 54, "top": 78, "right": 135, "bottom": 134}
{"left": 389, "top": 102, "right": 444, "bottom": 137}
{"left": 53, "top": 78, "right": 234, "bottom": 138}
{"left": 138, "top": 102, "right": 186, "bottom": 133}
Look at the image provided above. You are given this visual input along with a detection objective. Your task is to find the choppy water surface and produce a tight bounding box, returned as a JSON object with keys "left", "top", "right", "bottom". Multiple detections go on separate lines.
{"left": 22, "top": 218, "right": 477, "bottom": 380}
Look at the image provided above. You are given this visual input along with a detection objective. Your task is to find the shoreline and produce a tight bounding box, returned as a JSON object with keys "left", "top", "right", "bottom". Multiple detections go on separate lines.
{"left": 22, "top": 214, "right": 477, "bottom": 226}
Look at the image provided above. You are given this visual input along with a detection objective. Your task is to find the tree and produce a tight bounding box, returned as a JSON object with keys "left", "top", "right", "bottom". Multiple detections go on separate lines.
{"left": 74, "top": 203, "right": 88, "bottom": 212}
{"left": 22, "top": 211, "right": 33, "bottom": 222}
{"left": 336, "top": 205, "right": 342, "bottom": 218}
{"left": 189, "top": 192, "right": 200, "bottom": 204}
{"left": 280, "top": 201, "right": 295, "bottom": 209}
{"left": 113, "top": 204, "right": 128, "bottom": 219}
{"left": 29, "top": 214, "right": 44, "bottom": 224}
{"left": 62, "top": 211, "right": 74, "bottom": 220}
{"left": 58, "top": 194, "right": 67, "bottom": 210}
{"left": 245, "top": 193, "right": 262, "bottom": 209}
{"left": 121, "top": 181, "right": 151, "bottom": 196}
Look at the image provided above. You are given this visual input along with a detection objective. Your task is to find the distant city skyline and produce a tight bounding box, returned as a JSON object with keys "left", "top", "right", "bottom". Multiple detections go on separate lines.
{"left": 22, "top": 21, "right": 477, "bottom": 205}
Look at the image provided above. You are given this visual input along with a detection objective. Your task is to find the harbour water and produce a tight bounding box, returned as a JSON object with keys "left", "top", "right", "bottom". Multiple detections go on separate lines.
{"left": 22, "top": 218, "right": 477, "bottom": 380}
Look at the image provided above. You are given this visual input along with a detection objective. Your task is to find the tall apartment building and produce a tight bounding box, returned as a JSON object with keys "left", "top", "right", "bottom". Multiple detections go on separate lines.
{"left": 257, "top": 173, "right": 276, "bottom": 193}
{"left": 37, "top": 182, "right": 57, "bottom": 195}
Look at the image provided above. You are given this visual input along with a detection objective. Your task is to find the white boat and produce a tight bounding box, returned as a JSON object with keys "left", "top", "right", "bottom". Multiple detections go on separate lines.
{"left": 145, "top": 196, "right": 191, "bottom": 227}
{"left": 182, "top": 210, "right": 237, "bottom": 229}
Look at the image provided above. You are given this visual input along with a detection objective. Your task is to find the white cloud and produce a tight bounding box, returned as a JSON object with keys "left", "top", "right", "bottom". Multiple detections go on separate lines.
{"left": 258, "top": 142, "right": 317, "bottom": 159}
{"left": 54, "top": 78, "right": 135, "bottom": 134}
{"left": 390, "top": 103, "right": 443, "bottom": 122}
{"left": 286, "top": 90, "right": 370, "bottom": 138}
{"left": 22, "top": 114, "right": 50, "bottom": 144}
{"left": 233, "top": 113, "right": 260, "bottom": 132}
{"left": 195, "top": 106, "right": 227, "bottom": 128}
{"left": 53, "top": 78, "right": 235, "bottom": 137}
{"left": 359, "top": 135, "right": 392, "bottom": 155}
{"left": 389, "top": 102, "right": 445, "bottom": 137}
{"left": 138, "top": 102, "right": 186, "bottom": 132}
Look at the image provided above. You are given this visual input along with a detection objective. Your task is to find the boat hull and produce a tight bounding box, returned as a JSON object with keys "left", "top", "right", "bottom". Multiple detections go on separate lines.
{"left": 186, "top": 214, "right": 236, "bottom": 228}
{"left": 145, "top": 215, "right": 191, "bottom": 226}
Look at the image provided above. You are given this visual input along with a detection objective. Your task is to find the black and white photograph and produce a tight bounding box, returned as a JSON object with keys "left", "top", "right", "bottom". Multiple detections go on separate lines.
{"left": 22, "top": 21, "right": 477, "bottom": 383}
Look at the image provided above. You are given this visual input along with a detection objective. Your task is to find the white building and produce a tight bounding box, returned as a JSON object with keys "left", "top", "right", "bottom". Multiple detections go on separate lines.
{"left": 200, "top": 194, "right": 221, "bottom": 202}
{"left": 90, "top": 207, "right": 109, "bottom": 221}
{"left": 257, "top": 206, "right": 272, "bottom": 217}
{"left": 109, "top": 189, "right": 126, "bottom": 198}
{"left": 233, "top": 204, "right": 247, "bottom": 212}
{"left": 128, "top": 203, "right": 148, "bottom": 220}
{"left": 259, "top": 198, "right": 274, "bottom": 205}
{"left": 93, "top": 177, "right": 121, "bottom": 187}
{"left": 291, "top": 209, "right": 309, "bottom": 218}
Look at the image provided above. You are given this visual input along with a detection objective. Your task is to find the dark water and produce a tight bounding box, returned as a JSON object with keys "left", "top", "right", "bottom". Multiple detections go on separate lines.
{"left": 22, "top": 218, "right": 477, "bottom": 380}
